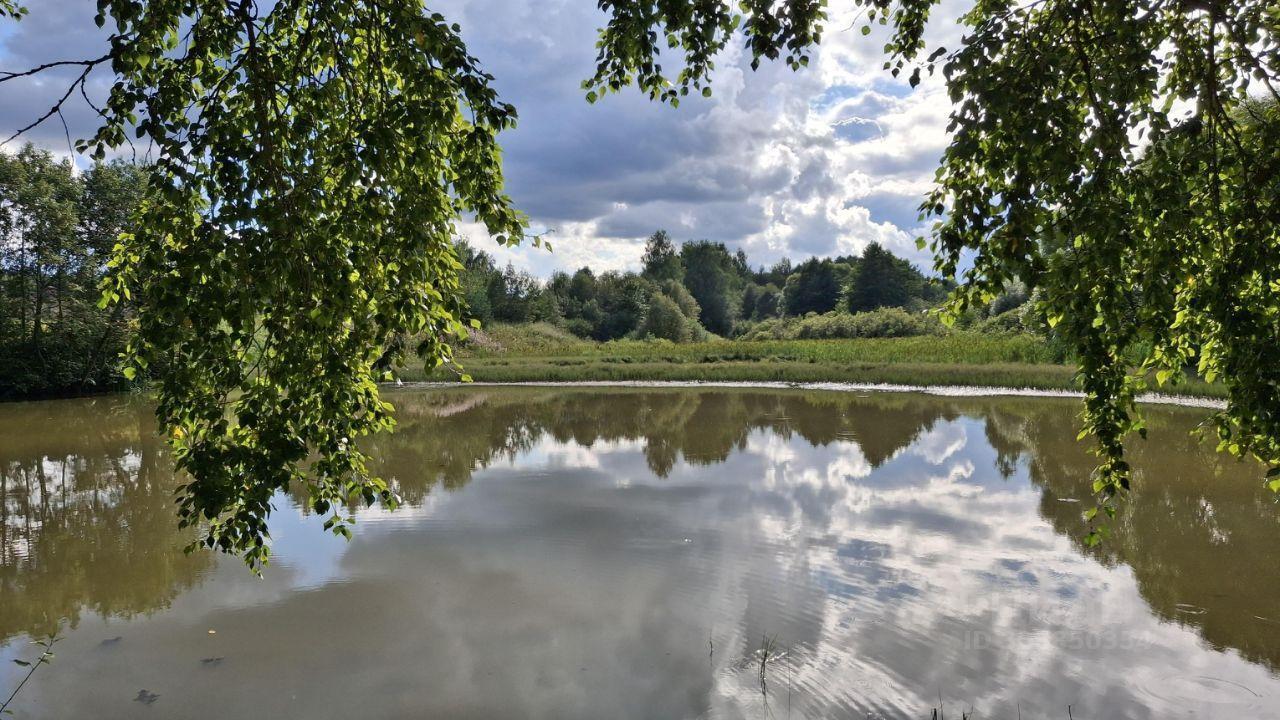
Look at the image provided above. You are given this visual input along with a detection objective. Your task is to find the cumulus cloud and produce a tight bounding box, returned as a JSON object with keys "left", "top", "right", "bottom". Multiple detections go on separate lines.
{"left": 1, "top": 0, "right": 966, "bottom": 276}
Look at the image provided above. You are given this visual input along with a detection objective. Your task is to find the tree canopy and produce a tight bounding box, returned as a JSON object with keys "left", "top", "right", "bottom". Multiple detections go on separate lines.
{"left": 846, "top": 242, "right": 920, "bottom": 313}
{"left": 679, "top": 240, "right": 743, "bottom": 335}
{"left": 2, "top": 0, "right": 1277, "bottom": 561}
{"left": 458, "top": 232, "right": 938, "bottom": 342}
{"left": 3, "top": 0, "right": 532, "bottom": 568}
{"left": 783, "top": 257, "right": 843, "bottom": 316}
{"left": 641, "top": 229, "right": 683, "bottom": 283}
{"left": 587, "top": 0, "right": 1280, "bottom": 539}
{"left": 0, "top": 146, "right": 146, "bottom": 398}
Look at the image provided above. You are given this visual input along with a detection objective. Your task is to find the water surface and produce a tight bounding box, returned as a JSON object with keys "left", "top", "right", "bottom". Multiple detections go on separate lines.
{"left": 2, "top": 387, "right": 1279, "bottom": 718}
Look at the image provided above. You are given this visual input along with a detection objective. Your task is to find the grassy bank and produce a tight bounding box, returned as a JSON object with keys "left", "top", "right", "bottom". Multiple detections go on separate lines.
{"left": 401, "top": 323, "right": 1226, "bottom": 398}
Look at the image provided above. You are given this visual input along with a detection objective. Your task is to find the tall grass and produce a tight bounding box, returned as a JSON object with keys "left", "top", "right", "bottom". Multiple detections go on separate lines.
{"left": 409, "top": 324, "right": 1225, "bottom": 397}
{"left": 462, "top": 327, "right": 1060, "bottom": 364}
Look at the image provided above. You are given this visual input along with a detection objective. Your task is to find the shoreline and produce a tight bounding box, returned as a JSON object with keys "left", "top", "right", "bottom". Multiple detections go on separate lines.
{"left": 398, "top": 379, "right": 1228, "bottom": 410}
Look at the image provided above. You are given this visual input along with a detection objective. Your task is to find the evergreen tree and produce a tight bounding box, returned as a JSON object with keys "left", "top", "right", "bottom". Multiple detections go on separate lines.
{"left": 844, "top": 243, "right": 923, "bottom": 313}
{"left": 782, "top": 258, "right": 841, "bottom": 316}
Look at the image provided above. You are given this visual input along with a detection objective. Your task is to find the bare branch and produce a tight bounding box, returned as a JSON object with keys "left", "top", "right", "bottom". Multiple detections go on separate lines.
{"left": 0, "top": 54, "right": 110, "bottom": 83}
{"left": 2, "top": 64, "right": 93, "bottom": 146}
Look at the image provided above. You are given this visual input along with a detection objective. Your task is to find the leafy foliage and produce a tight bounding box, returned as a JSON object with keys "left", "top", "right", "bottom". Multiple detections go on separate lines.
{"left": 71, "top": 0, "right": 529, "bottom": 569}
{"left": 462, "top": 232, "right": 949, "bottom": 343}
{"left": 0, "top": 146, "right": 146, "bottom": 398}
{"left": 641, "top": 229, "right": 683, "bottom": 283}
{"left": 586, "top": 0, "right": 1280, "bottom": 532}
{"left": 679, "top": 240, "right": 743, "bottom": 335}
{"left": 456, "top": 244, "right": 557, "bottom": 325}
{"left": 8, "top": 0, "right": 1265, "bottom": 562}
{"left": 636, "top": 291, "right": 694, "bottom": 342}
{"left": 845, "top": 242, "right": 927, "bottom": 312}
{"left": 782, "top": 257, "right": 843, "bottom": 316}
{"left": 0, "top": 0, "right": 24, "bottom": 20}
{"left": 1, "top": 632, "right": 60, "bottom": 715}
{"left": 739, "top": 307, "right": 944, "bottom": 341}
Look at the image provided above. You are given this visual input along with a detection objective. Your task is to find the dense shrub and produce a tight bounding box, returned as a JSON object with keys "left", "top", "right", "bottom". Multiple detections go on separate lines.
{"left": 656, "top": 279, "right": 700, "bottom": 320}
{"left": 563, "top": 317, "right": 595, "bottom": 339}
{"left": 989, "top": 280, "right": 1030, "bottom": 316}
{"left": 636, "top": 292, "right": 692, "bottom": 342}
{"left": 738, "top": 308, "right": 947, "bottom": 341}
{"left": 972, "top": 307, "right": 1030, "bottom": 333}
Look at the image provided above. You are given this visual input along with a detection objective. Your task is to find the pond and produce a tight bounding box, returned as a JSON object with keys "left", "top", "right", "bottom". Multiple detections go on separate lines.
{"left": 1, "top": 386, "right": 1279, "bottom": 718}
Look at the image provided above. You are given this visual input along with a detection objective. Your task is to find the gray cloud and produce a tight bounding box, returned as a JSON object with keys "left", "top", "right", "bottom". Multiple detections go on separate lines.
{"left": 0, "top": 0, "right": 114, "bottom": 151}
{"left": 2, "top": 0, "right": 959, "bottom": 275}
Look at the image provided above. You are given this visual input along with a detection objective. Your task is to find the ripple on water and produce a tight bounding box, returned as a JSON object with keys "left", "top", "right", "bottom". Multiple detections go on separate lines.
{"left": 1174, "top": 602, "right": 1209, "bottom": 616}
{"left": 1133, "top": 673, "right": 1267, "bottom": 713}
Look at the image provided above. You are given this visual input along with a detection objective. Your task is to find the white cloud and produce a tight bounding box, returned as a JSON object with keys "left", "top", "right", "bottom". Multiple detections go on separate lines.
{"left": 1, "top": 0, "right": 967, "bottom": 276}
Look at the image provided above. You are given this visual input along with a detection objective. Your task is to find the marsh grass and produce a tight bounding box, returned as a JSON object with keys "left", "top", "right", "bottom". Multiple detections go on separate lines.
{"left": 758, "top": 633, "right": 778, "bottom": 687}
{"left": 403, "top": 326, "right": 1224, "bottom": 398}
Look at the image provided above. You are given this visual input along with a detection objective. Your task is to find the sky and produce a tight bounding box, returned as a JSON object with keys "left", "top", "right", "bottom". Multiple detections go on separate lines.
{"left": 0, "top": 0, "right": 967, "bottom": 278}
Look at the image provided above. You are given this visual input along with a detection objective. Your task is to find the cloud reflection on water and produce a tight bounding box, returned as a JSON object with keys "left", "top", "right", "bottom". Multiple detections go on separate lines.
{"left": 2, "top": 387, "right": 1279, "bottom": 719}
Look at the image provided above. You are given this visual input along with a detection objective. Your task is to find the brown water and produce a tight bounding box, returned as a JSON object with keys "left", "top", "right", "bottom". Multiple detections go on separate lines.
{"left": 2, "top": 387, "right": 1279, "bottom": 719}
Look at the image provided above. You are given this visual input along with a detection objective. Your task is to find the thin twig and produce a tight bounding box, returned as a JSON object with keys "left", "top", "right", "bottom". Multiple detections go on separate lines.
{"left": 2, "top": 64, "right": 95, "bottom": 146}
{"left": 0, "top": 54, "right": 110, "bottom": 82}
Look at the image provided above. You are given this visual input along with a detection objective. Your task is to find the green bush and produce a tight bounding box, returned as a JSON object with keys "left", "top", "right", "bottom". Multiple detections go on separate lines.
{"left": 738, "top": 308, "right": 947, "bottom": 341}
{"left": 563, "top": 317, "right": 595, "bottom": 339}
{"left": 636, "top": 292, "right": 692, "bottom": 342}
{"left": 972, "top": 307, "right": 1029, "bottom": 333}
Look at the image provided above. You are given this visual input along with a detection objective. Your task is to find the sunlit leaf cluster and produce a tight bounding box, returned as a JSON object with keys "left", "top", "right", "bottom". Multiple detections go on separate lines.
{"left": 82, "top": 0, "right": 526, "bottom": 569}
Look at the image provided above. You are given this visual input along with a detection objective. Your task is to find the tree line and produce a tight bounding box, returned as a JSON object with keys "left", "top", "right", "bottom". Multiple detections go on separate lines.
{"left": 0, "top": 146, "right": 960, "bottom": 400}
{"left": 0, "top": 145, "right": 146, "bottom": 399}
{"left": 459, "top": 229, "right": 953, "bottom": 342}
{"left": 0, "top": 144, "right": 1017, "bottom": 401}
